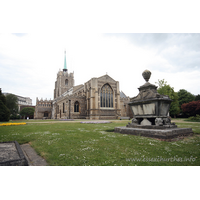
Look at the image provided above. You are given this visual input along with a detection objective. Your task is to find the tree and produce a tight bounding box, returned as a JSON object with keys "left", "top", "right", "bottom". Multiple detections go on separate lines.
{"left": 0, "top": 88, "right": 6, "bottom": 105}
{"left": 177, "top": 89, "right": 195, "bottom": 107}
{"left": 20, "top": 107, "right": 35, "bottom": 118}
{"left": 0, "top": 89, "right": 10, "bottom": 121}
{"left": 5, "top": 94, "right": 18, "bottom": 116}
{"left": 181, "top": 101, "right": 200, "bottom": 116}
{"left": 195, "top": 94, "right": 200, "bottom": 101}
{"left": 156, "top": 79, "right": 180, "bottom": 118}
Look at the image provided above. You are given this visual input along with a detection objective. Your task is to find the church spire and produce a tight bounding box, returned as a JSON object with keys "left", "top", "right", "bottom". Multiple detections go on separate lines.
{"left": 63, "top": 50, "right": 67, "bottom": 72}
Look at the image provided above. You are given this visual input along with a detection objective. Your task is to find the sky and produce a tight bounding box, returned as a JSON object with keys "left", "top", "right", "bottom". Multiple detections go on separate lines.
{"left": 0, "top": 33, "right": 200, "bottom": 105}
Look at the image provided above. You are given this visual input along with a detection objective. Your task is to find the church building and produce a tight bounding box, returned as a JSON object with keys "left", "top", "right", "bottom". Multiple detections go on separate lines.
{"left": 34, "top": 51, "right": 132, "bottom": 120}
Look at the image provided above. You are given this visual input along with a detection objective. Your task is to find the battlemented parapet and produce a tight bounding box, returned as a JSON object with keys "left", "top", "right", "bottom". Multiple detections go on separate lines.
{"left": 34, "top": 98, "right": 53, "bottom": 119}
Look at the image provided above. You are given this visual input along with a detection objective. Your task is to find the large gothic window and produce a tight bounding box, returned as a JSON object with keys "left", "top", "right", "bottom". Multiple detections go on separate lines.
{"left": 101, "top": 84, "right": 113, "bottom": 108}
{"left": 74, "top": 101, "right": 79, "bottom": 112}
{"left": 65, "top": 79, "right": 68, "bottom": 85}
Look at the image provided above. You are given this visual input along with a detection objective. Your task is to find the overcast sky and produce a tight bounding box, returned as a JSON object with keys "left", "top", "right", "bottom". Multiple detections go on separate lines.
{"left": 0, "top": 33, "right": 200, "bottom": 105}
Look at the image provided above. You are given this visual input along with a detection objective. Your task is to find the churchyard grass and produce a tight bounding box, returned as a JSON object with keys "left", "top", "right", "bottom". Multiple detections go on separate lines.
{"left": 0, "top": 119, "right": 200, "bottom": 166}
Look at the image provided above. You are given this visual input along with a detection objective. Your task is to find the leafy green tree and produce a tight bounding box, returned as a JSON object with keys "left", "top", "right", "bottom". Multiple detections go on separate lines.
{"left": 177, "top": 89, "right": 195, "bottom": 115}
{"left": 0, "top": 89, "right": 6, "bottom": 104}
{"left": 0, "top": 89, "right": 10, "bottom": 121}
{"left": 195, "top": 94, "right": 200, "bottom": 101}
{"left": 177, "top": 89, "right": 195, "bottom": 107}
{"left": 156, "top": 79, "right": 180, "bottom": 118}
{"left": 20, "top": 107, "right": 35, "bottom": 118}
{"left": 5, "top": 93, "right": 18, "bottom": 116}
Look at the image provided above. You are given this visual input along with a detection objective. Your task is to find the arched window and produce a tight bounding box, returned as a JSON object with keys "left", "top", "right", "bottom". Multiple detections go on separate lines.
{"left": 65, "top": 79, "right": 68, "bottom": 85}
{"left": 74, "top": 101, "right": 79, "bottom": 112}
{"left": 101, "top": 84, "right": 113, "bottom": 108}
{"left": 63, "top": 102, "right": 65, "bottom": 113}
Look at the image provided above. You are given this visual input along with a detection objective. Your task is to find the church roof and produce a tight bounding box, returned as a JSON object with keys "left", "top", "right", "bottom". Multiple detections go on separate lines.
{"left": 73, "top": 84, "right": 84, "bottom": 93}
{"left": 120, "top": 91, "right": 127, "bottom": 98}
{"left": 97, "top": 74, "right": 116, "bottom": 82}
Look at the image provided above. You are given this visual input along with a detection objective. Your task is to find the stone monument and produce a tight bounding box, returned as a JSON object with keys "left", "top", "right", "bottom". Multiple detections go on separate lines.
{"left": 115, "top": 70, "right": 193, "bottom": 141}
{"left": 0, "top": 141, "right": 28, "bottom": 166}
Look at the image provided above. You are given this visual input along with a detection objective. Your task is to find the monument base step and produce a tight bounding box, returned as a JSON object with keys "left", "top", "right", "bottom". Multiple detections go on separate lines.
{"left": 115, "top": 126, "right": 193, "bottom": 141}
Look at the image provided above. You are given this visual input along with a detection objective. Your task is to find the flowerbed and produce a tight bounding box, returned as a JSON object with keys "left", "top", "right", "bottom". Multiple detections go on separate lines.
{"left": 0, "top": 123, "right": 26, "bottom": 126}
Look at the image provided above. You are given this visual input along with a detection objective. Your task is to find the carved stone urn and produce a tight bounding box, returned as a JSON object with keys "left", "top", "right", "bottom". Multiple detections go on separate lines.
{"left": 142, "top": 70, "right": 151, "bottom": 82}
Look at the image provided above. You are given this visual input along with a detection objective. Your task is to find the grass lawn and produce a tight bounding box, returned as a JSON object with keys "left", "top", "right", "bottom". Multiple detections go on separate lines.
{"left": 0, "top": 119, "right": 200, "bottom": 166}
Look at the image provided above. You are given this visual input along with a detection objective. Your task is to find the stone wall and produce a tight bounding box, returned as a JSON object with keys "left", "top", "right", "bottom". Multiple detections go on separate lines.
{"left": 53, "top": 92, "right": 86, "bottom": 119}
{"left": 34, "top": 98, "right": 53, "bottom": 119}
{"left": 120, "top": 98, "right": 133, "bottom": 118}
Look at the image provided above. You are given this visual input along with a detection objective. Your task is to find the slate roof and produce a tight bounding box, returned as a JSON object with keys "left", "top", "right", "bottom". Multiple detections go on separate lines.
{"left": 120, "top": 91, "right": 127, "bottom": 98}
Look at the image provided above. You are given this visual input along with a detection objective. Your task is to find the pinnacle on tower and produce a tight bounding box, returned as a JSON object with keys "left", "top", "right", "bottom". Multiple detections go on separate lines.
{"left": 63, "top": 50, "right": 67, "bottom": 72}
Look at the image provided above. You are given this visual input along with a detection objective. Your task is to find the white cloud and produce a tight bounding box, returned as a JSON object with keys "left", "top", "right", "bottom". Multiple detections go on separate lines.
{"left": 0, "top": 33, "right": 200, "bottom": 105}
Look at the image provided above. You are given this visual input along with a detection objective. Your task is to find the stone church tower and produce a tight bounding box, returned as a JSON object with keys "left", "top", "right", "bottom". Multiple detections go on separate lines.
{"left": 54, "top": 50, "right": 74, "bottom": 99}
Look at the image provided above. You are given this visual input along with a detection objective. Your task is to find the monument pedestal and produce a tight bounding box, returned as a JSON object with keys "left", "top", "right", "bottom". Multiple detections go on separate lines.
{"left": 115, "top": 126, "right": 193, "bottom": 141}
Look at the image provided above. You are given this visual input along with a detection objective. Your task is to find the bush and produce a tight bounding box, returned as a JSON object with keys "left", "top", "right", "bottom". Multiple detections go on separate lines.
{"left": 10, "top": 114, "right": 20, "bottom": 120}
{"left": 181, "top": 100, "right": 200, "bottom": 117}
{"left": 187, "top": 114, "right": 200, "bottom": 122}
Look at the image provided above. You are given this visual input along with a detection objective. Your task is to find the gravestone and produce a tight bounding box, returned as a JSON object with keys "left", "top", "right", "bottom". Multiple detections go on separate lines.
{"left": 0, "top": 141, "right": 28, "bottom": 166}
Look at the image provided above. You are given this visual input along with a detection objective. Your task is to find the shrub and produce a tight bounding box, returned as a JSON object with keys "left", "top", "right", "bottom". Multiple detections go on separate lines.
{"left": 181, "top": 100, "right": 200, "bottom": 117}
{"left": 10, "top": 114, "right": 20, "bottom": 120}
{"left": 187, "top": 114, "right": 200, "bottom": 122}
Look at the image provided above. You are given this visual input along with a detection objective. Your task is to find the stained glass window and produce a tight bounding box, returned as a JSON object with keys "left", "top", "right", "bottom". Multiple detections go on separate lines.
{"left": 100, "top": 84, "right": 113, "bottom": 108}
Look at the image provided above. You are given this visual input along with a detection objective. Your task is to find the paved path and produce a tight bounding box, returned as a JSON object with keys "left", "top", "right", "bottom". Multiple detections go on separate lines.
{"left": 21, "top": 144, "right": 48, "bottom": 166}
